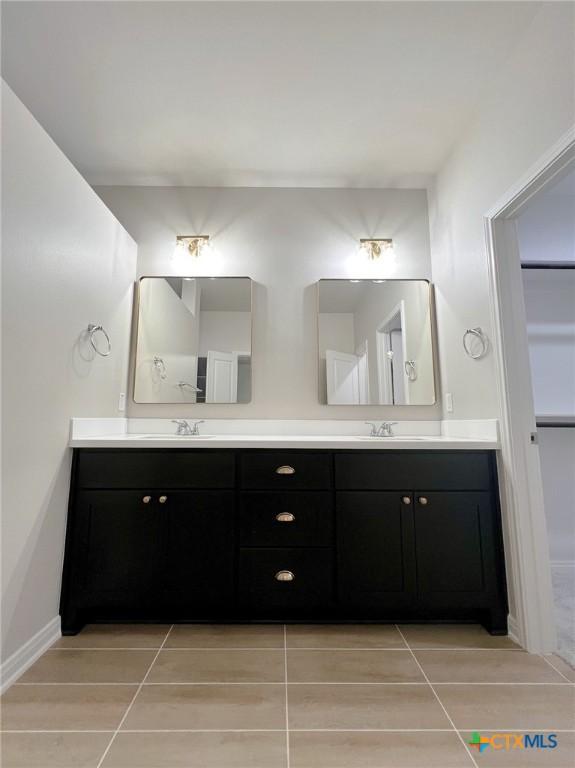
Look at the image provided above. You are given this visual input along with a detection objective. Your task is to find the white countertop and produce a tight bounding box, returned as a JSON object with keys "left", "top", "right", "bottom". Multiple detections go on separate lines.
{"left": 69, "top": 419, "right": 499, "bottom": 450}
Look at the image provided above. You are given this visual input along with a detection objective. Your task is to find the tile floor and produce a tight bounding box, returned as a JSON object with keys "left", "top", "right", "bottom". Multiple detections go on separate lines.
{"left": 1, "top": 624, "right": 574, "bottom": 767}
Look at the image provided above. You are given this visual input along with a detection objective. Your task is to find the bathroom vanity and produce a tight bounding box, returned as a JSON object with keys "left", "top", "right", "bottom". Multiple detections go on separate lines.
{"left": 60, "top": 439, "right": 508, "bottom": 635}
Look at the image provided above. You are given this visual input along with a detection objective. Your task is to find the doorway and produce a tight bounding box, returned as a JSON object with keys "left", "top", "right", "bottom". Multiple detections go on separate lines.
{"left": 485, "top": 132, "right": 575, "bottom": 653}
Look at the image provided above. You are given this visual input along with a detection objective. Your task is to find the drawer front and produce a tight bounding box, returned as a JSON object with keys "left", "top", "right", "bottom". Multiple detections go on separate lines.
{"left": 76, "top": 450, "right": 235, "bottom": 489}
{"left": 239, "top": 548, "right": 333, "bottom": 608}
{"left": 335, "top": 451, "right": 492, "bottom": 491}
{"left": 239, "top": 492, "right": 333, "bottom": 546}
{"left": 240, "top": 452, "right": 332, "bottom": 490}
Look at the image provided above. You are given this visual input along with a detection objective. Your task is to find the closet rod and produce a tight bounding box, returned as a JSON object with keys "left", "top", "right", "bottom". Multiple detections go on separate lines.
{"left": 536, "top": 421, "right": 575, "bottom": 428}
{"left": 521, "top": 262, "right": 575, "bottom": 270}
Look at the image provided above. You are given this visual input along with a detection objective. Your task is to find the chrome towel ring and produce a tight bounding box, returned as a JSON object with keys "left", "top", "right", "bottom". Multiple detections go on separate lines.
{"left": 87, "top": 324, "right": 111, "bottom": 357}
{"left": 463, "top": 327, "right": 489, "bottom": 360}
{"left": 404, "top": 360, "right": 417, "bottom": 381}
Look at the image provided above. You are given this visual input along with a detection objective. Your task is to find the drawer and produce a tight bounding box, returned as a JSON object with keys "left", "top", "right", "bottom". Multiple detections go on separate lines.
{"left": 239, "top": 492, "right": 333, "bottom": 546}
{"left": 76, "top": 450, "right": 235, "bottom": 489}
{"left": 239, "top": 548, "right": 333, "bottom": 609}
{"left": 240, "top": 452, "right": 331, "bottom": 489}
{"left": 335, "top": 451, "right": 492, "bottom": 491}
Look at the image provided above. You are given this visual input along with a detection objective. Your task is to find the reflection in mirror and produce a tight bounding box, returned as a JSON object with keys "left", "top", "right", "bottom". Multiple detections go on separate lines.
{"left": 134, "top": 277, "right": 252, "bottom": 403}
{"left": 318, "top": 279, "right": 435, "bottom": 405}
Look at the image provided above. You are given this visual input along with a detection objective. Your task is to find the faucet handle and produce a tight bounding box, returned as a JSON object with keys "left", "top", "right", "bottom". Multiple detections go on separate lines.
{"left": 365, "top": 421, "right": 378, "bottom": 437}
{"left": 190, "top": 419, "right": 204, "bottom": 435}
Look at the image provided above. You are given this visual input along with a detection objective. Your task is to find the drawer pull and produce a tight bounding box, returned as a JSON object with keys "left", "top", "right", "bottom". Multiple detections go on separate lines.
{"left": 418, "top": 496, "right": 428, "bottom": 506}
{"left": 276, "top": 512, "right": 295, "bottom": 523}
{"left": 142, "top": 495, "right": 152, "bottom": 504}
{"left": 275, "top": 570, "right": 295, "bottom": 582}
{"left": 275, "top": 465, "right": 295, "bottom": 475}
{"left": 158, "top": 495, "right": 168, "bottom": 504}
{"left": 402, "top": 496, "right": 411, "bottom": 505}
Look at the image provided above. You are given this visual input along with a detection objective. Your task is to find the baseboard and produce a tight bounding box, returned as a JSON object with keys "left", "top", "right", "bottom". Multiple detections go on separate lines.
{"left": 507, "top": 613, "right": 522, "bottom": 647}
{"left": 550, "top": 560, "right": 575, "bottom": 568}
{"left": 0, "top": 616, "right": 61, "bottom": 694}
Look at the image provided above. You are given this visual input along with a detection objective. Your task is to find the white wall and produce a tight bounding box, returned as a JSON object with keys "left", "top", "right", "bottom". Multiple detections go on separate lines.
{"left": 1, "top": 83, "right": 137, "bottom": 663}
{"left": 538, "top": 428, "right": 575, "bottom": 564}
{"left": 352, "top": 281, "right": 435, "bottom": 405}
{"left": 198, "top": 311, "right": 251, "bottom": 357}
{"left": 521, "top": 271, "right": 575, "bottom": 417}
{"left": 95, "top": 186, "right": 437, "bottom": 420}
{"left": 428, "top": 2, "right": 575, "bottom": 419}
{"left": 134, "top": 278, "right": 200, "bottom": 403}
{"left": 518, "top": 195, "right": 575, "bottom": 264}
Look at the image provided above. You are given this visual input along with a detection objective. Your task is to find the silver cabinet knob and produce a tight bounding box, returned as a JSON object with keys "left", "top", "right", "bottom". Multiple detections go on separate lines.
{"left": 275, "top": 570, "right": 295, "bottom": 582}
{"left": 276, "top": 512, "right": 295, "bottom": 523}
{"left": 142, "top": 495, "right": 152, "bottom": 504}
{"left": 158, "top": 495, "right": 168, "bottom": 504}
{"left": 402, "top": 496, "right": 411, "bottom": 505}
{"left": 275, "top": 465, "right": 295, "bottom": 475}
{"left": 418, "top": 496, "right": 428, "bottom": 506}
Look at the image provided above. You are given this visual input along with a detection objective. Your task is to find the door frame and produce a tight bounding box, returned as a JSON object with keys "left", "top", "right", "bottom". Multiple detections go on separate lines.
{"left": 484, "top": 127, "right": 575, "bottom": 652}
{"left": 376, "top": 300, "right": 409, "bottom": 405}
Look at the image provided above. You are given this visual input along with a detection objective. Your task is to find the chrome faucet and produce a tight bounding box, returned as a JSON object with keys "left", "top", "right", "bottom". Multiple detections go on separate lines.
{"left": 365, "top": 421, "right": 398, "bottom": 437}
{"left": 378, "top": 421, "right": 398, "bottom": 437}
{"left": 172, "top": 419, "right": 204, "bottom": 436}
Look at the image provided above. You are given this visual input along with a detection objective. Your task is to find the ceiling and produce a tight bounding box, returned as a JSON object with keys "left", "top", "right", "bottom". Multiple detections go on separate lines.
{"left": 2, "top": 1, "right": 541, "bottom": 188}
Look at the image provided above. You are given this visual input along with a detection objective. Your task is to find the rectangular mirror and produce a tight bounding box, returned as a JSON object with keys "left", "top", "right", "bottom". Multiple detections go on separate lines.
{"left": 318, "top": 279, "right": 435, "bottom": 405}
{"left": 134, "top": 277, "right": 252, "bottom": 403}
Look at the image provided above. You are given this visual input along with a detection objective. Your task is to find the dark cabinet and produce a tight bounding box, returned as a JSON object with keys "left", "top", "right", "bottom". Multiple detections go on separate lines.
{"left": 61, "top": 448, "right": 508, "bottom": 634}
{"left": 336, "top": 492, "right": 416, "bottom": 610}
{"left": 81, "top": 491, "right": 167, "bottom": 610}
{"left": 239, "top": 492, "right": 333, "bottom": 547}
{"left": 165, "top": 491, "right": 235, "bottom": 612}
{"left": 239, "top": 548, "right": 334, "bottom": 614}
{"left": 413, "top": 491, "right": 505, "bottom": 629}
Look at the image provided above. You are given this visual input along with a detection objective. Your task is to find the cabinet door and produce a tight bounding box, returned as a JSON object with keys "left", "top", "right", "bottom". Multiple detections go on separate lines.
{"left": 82, "top": 491, "right": 167, "bottom": 610}
{"left": 414, "top": 491, "right": 497, "bottom": 606}
{"left": 336, "top": 492, "right": 416, "bottom": 610}
{"left": 165, "top": 491, "right": 235, "bottom": 614}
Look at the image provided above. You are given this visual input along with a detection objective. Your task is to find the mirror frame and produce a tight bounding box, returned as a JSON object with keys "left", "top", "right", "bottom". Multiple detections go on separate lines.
{"left": 132, "top": 275, "right": 254, "bottom": 405}
{"left": 316, "top": 278, "right": 437, "bottom": 406}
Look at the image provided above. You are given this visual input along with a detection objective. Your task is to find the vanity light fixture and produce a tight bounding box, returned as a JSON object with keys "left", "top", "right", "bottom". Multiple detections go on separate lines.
{"left": 176, "top": 235, "right": 210, "bottom": 257}
{"left": 359, "top": 238, "right": 394, "bottom": 260}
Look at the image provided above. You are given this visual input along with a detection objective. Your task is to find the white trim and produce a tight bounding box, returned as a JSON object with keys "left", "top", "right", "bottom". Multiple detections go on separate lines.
{"left": 507, "top": 614, "right": 521, "bottom": 648}
{"left": 0, "top": 617, "right": 61, "bottom": 694}
{"left": 484, "top": 127, "right": 575, "bottom": 654}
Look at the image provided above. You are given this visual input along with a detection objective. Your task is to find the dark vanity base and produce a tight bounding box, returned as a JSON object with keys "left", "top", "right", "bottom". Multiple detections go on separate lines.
{"left": 60, "top": 448, "right": 508, "bottom": 636}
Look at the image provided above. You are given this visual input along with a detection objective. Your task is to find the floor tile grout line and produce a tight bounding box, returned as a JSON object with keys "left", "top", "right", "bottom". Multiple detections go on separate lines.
{"left": 284, "top": 625, "right": 290, "bottom": 768}
{"left": 395, "top": 625, "right": 478, "bottom": 768}
{"left": 94, "top": 624, "right": 174, "bottom": 768}
{"left": 540, "top": 653, "right": 574, "bottom": 683}
{"left": 13, "top": 681, "right": 575, "bottom": 686}
{"left": 5, "top": 728, "right": 575, "bottom": 734}
{"left": 48, "top": 646, "right": 526, "bottom": 652}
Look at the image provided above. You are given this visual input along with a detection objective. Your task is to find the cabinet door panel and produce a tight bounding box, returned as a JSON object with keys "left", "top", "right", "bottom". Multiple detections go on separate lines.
{"left": 414, "top": 491, "right": 493, "bottom": 602}
{"left": 165, "top": 491, "right": 235, "bottom": 612}
{"left": 83, "top": 491, "right": 166, "bottom": 607}
{"left": 336, "top": 492, "right": 415, "bottom": 609}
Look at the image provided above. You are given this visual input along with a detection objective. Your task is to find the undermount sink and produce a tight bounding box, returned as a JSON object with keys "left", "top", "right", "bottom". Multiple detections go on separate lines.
{"left": 132, "top": 433, "right": 214, "bottom": 439}
{"left": 357, "top": 435, "right": 437, "bottom": 441}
